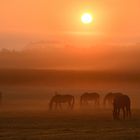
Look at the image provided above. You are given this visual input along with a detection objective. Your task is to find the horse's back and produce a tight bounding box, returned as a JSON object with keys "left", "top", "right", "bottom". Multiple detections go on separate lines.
{"left": 122, "top": 95, "right": 131, "bottom": 106}
{"left": 80, "top": 92, "right": 100, "bottom": 102}
{"left": 113, "top": 94, "right": 131, "bottom": 108}
{"left": 81, "top": 92, "right": 99, "bottom": 97}
{"left": 55, "top": 94, "right": 74, "bottom": 102}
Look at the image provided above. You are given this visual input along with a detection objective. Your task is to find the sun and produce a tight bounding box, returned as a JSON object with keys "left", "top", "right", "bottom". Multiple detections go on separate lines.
{"left": 81, "top": 13, "right": 93, "bottom": 24}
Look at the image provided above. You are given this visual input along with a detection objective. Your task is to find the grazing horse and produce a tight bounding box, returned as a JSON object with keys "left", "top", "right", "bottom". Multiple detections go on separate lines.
{"left": 49, "top": 94, "right": 75, "bottom": 110}
{"left": 113, "top": 94, "right": 131, "bottom": 120}
{"left": 80, "top": 92, "right": 100, "bottom": 106}
{"left": 103, "top": 92, "right": 123, "bottom": 107}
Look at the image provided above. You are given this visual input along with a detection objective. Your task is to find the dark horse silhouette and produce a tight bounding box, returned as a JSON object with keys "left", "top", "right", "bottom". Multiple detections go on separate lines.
{"left": 113, "top": 94, "right": 131, "bottom": 120}
{"left": 103, "top": 92, "right": 123, "bottom": 107}
{"left": 49, "top": 94, "right": 75, "bottom": 110}
{"left": 80, "top": 92, "right": 100, "bottom": 106}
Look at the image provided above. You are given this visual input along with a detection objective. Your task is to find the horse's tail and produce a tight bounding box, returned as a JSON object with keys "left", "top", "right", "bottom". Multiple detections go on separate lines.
{"left": 71, "top": 96, "right": 75, "bottom": 109}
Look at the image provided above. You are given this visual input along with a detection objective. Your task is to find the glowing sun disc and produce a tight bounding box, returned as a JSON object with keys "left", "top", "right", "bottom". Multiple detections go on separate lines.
{"left": 81, "top": 13, "right": 93, "bottom": 24}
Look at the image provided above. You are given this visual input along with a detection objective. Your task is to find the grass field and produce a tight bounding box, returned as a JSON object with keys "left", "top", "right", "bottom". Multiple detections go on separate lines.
{"left": 0, "top": 109, "right": 140, "bottom": 140}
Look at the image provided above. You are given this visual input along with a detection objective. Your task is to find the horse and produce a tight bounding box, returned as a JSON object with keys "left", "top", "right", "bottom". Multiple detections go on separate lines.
{"left": 103, "top": 92, "right": 123, "bottom": 107}
{"left": 49, "top": 94, "right": 75, "bottom": 110}
{"left": 80, "top": 92, "right": 100, "bottom": 107}
{"left": 113, "top": 94, "right": 131, "bottom": 120}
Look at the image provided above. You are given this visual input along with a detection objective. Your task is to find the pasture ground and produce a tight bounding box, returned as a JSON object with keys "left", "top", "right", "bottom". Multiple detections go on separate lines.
{"left": 0, "top": 109, "right": 140, "bottom": 140}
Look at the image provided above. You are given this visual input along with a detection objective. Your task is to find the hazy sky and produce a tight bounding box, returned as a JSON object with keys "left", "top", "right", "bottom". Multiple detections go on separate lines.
{"left": 0, "top": 0, "right": 140, "bottom": 49}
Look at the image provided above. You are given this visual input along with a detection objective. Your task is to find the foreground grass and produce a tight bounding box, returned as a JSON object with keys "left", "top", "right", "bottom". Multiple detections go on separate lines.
{"left": 0, "top": 109, "right": 140, "bottom": 140}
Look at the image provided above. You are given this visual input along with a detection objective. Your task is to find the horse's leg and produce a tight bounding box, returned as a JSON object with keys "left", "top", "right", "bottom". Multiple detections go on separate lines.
{"left": 83, "top": 100, "right": 86, "bottom": 106}
{"left": 67, "top": 101, "right": 70, "bottom": 109}
{"left": 96, "top": 98, "right": 99, "bottom": 108}
{"left": 125, "top": 107, "right": 129, "bottom": 118}
{"left": 105, "top": 99, "right": 108, "bottom": 108}
{"left": 95, "top": 99, "right": 98, "bottom": 108}
{"left": 97, "top": 98, "right": 100, "bottom": 107}
{"left": 55, "top": 103, "right": 57, "bottom": 110}
{"left": 59, "top": 103, "right": 62, "bottom": 110}
{"left": 127, "top": 106, "right": 131, "bottom": 118}
{"left": 129, "top": 109, "right": 132, "bottom": 118}
{"left": 113, "top": 108, "right": 116, "bottom": 120}
{"left": 129, "top": 107, "right": 132, "bottom": 118}
{"left": 49, "top": 101, "right": 53, "bottom": 111}
{"left": 113, "top": 106, "right": 118, "bottom": 120}
{"left": 94, "top": 99, "right": 97, "bottom": 107}
{"left": 109, "top": 99, "right": 112, "bottom": 107}
{"left": 71, "top": 100, "right": 74, "bottom": 109}
{"left": 68, "top": 101, "right": 72, "bottom": 109}
{"left": 108, "top": 99, "right": 111, "bottom": 108}
{"left": 117, "top": 108, "right": 120, "bottom": 120}
{"left": 80, "top": 99, "right": 82, "bottom": 106}
{"left": 86, "top": 100, "right": 88, "bottom": 105}
{"left": 122, "top": 107, "right": 126, "bottom": 120}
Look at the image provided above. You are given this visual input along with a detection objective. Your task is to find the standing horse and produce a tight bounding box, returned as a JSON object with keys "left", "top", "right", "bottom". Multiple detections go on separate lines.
{"left": 103, "top": 92, "right": 123, "bottom": 107}
{"left": 80, "top": 92, "right": 100, "bottom": 107}
{"left": 113, "top": 94, "right": 131, "bottom": 120}
{"left": 49, "top": 94, "right": 75, "bottom": 110}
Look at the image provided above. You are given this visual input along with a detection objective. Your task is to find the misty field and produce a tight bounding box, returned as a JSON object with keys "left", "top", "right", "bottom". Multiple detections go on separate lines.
{"left": 0, "top": 109, "right": 140, "bottom": 140}
{"left": 0, "top": 70, "right": 140, "bottom": 139}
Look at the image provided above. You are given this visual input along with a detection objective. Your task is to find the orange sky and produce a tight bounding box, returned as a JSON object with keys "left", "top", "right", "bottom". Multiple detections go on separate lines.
{"left": 0, "top": 0, "right": 140, "bottom": 49}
